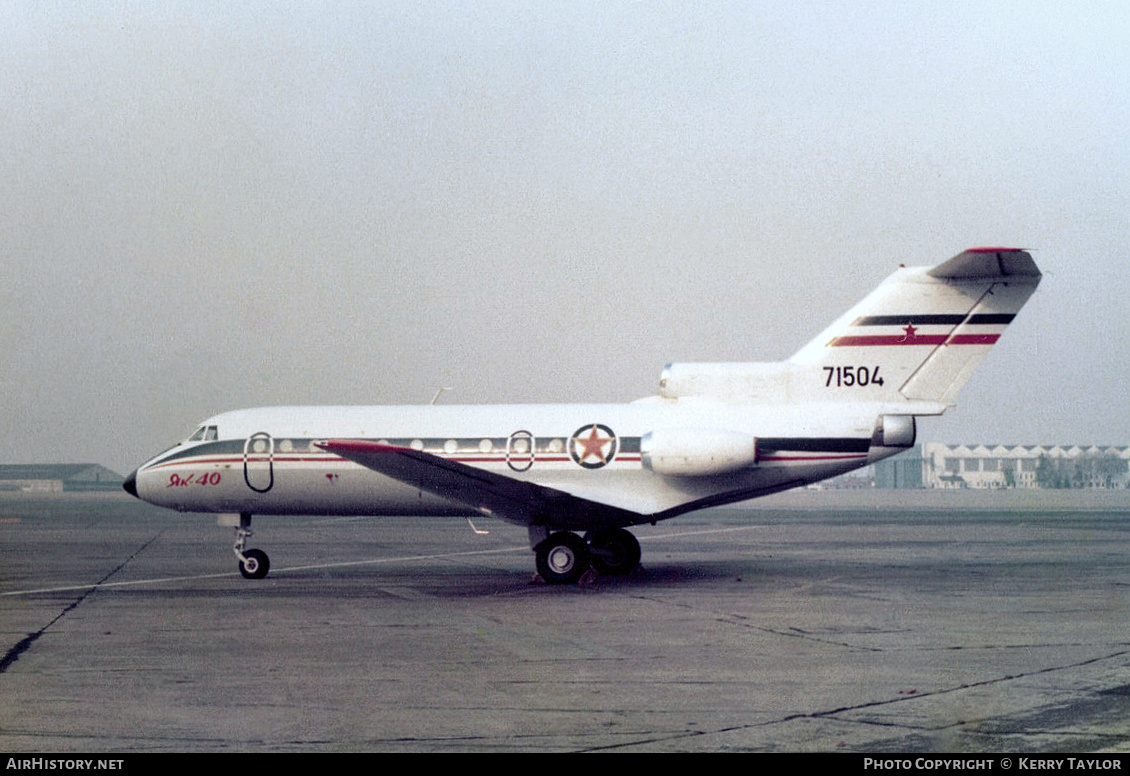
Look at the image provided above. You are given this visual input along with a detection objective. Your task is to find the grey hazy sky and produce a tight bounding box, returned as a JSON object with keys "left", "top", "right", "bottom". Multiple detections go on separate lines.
{"left": 2, "top": 2, "right": 1127, "bottom": 475}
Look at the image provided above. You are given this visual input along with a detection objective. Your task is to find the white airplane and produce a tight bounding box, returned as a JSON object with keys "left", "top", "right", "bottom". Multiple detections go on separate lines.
{"left": 124, "top": 248, "right": 1041, "bottom": 584}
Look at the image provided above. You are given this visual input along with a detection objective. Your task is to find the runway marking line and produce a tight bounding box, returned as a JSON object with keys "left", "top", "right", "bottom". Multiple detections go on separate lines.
{"left": 0, "top": 523, "right": 762, "bottom": 598}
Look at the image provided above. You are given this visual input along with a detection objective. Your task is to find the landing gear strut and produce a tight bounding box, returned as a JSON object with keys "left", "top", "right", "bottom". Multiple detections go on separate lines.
{"left": 531, "top": 527, "right": 642, "bottom": 584}
{"left": 228, "top": 513, "right": 271, "bottom": 580}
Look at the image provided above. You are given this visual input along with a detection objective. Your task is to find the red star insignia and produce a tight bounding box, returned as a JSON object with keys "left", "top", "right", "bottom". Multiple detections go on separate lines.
{"left": 901, "top": 323, "right": 918, "bottom": 340}
{"left": 573, "top": 425, "right": 613, "bottom": 463}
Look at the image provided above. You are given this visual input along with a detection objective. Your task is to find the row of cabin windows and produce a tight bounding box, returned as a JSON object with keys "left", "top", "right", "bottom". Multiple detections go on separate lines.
{"left": 189, "top": 430, "right": 565, "bottom": 456}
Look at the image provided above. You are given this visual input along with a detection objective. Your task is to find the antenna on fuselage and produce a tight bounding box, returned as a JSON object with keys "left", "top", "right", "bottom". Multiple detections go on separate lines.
{"left": 430, "top": 387, "right": 454, "bottom": 405}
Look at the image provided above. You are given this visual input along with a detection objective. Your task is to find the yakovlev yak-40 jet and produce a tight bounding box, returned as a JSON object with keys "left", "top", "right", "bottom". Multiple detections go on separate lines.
{"left": 125, "top": 248, "right": 1041, "bottom": 584}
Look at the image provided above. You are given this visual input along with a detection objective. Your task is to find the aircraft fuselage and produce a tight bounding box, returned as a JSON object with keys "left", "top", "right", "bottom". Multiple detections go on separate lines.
{"left": 131, "top": 399, "right": 907, "bottom": 527}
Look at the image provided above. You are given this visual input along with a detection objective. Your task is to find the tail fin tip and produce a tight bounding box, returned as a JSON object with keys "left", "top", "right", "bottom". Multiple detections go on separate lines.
{"left": 928, "top": 248, "right": 1040, "bottom": 280}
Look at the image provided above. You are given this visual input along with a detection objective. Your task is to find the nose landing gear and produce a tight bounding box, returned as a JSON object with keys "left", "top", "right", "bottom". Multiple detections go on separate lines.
{"left": 239, "top": 547, "right": 270, "bottom": 580}
{"left": 223, "top": 513, "right": 271, "bottom": 580}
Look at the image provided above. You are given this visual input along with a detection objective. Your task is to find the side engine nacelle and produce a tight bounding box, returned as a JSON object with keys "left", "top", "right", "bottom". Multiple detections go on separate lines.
{"left": 641, "top": 428, "right": 758, "bottom": 477}
{"left": 875, "top": 415, "right": 916, "bottom": 448}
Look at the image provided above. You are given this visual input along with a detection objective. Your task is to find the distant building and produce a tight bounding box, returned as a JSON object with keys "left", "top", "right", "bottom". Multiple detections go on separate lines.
{"left": 873, "top": 445, "right": 924, "bottom": 489}
{"left": 0, "top": 464, "right": 124, "bottom": 492}
{"left": 872, "top": 444, "right": 1130, "bottom": 490}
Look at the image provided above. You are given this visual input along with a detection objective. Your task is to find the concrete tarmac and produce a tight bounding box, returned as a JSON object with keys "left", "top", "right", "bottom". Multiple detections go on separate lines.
{"left": 2, "top": 491, "right": 1130, "bottom": 752}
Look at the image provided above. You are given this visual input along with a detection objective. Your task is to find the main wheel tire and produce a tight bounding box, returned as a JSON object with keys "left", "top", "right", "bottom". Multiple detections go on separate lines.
{"left": 239, "top": 548, "right": 270, "bottom": 580}
{"left": 535, "top": 532, "right": 591, "bottom": 585}
{"left": 588, "top": 528, "right": 641, "bottom": 576}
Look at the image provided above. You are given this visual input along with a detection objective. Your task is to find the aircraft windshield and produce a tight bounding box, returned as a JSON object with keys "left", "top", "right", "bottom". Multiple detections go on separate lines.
{"left": 186, "top": 425, "right": 219, "bottom": 442}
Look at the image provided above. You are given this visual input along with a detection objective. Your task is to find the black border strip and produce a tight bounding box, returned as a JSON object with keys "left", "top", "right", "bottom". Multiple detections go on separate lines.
{"left": 759, "top": 437, "right": 871, "bottom": 453}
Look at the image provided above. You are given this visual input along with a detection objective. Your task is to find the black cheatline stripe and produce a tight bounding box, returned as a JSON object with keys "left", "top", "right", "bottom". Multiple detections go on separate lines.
{"left": 758, "top": 437, "right": 871, "bottom": 453}
{"left": 850, "top": 314, "right": 1015, "bottom": 326}
{"left": 154, "top": 440, "right": 245, "bottom": 464}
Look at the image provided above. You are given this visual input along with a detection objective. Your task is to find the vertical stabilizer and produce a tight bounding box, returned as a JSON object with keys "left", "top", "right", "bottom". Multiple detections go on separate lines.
{"left": 788, "top": 248, "right": 1040, "bottom": 405}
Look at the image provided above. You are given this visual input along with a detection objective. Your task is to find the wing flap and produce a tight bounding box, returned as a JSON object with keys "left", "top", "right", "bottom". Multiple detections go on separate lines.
{"left": 316, "top": 439, "right": 644, "bottom": 530}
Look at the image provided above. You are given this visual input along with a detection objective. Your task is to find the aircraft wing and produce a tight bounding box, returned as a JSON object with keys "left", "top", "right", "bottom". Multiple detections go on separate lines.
{"left": 316, "top": 439, "right": 646, "bottom": 531}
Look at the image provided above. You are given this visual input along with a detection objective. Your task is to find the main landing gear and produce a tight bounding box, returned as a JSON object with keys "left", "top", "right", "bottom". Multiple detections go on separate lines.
{"left": 223, "top": 513, "right": 271, "bottom": 580}
{"left": 532, "top": 527, "right": 642, "bottom": 585}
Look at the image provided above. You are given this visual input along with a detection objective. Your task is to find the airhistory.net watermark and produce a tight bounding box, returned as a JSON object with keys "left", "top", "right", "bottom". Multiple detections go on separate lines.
{"left": 6, "top": 761, "right": 123, "bottom": 771}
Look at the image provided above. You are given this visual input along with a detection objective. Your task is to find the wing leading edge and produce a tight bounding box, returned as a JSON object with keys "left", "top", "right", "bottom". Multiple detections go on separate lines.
{"left": 315, "top": 439, "right": 648, "bottom": 531}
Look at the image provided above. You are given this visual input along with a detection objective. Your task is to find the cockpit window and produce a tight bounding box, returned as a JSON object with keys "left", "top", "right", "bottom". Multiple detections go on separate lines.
{"left": 187, "top": 425, "right": 219, "bottom": 442}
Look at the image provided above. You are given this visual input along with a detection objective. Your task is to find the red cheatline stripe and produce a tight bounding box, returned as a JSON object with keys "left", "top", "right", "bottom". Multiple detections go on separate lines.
{"left": 829, "top": 334, "right": 1000, "bottom": 347}
{"left": 760, "top": 454, "right": 869, "bottom": 462}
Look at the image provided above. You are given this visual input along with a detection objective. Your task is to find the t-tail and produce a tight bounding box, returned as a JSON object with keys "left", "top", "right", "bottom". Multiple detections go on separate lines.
{"left": 788, "top": 247, "right": 1041, "bottom": 405}
{"left": 657, "top": 248, "right": 1040, "bottom": 407}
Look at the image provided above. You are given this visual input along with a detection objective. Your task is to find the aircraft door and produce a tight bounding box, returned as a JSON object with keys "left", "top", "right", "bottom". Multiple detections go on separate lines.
{"left": 243, "top": 432, "right": 275, "bottom": 493}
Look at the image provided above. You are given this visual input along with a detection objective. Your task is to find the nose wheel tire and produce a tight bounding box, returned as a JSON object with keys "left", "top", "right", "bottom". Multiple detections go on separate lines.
{"left": 239, "top": 548, "right": 270, "bottom": 580}
{"left": 535, "top": 532, "right": 590, "bottom": 585}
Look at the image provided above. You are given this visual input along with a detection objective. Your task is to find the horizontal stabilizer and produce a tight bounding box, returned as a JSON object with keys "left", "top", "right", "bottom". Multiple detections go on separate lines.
{"left": 928, "top": 248, "right": 1040, "bottom": 279}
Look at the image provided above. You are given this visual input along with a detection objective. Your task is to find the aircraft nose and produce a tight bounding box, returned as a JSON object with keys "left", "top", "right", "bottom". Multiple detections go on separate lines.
{"left": 122, "top": 469, "right": 139, "bottom": 498}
